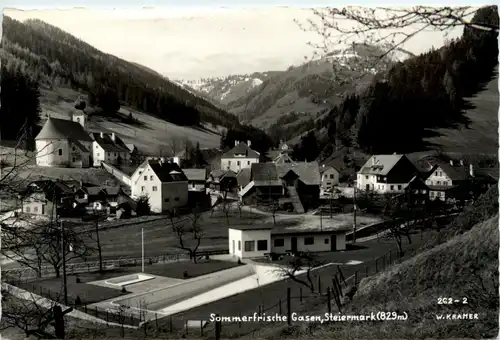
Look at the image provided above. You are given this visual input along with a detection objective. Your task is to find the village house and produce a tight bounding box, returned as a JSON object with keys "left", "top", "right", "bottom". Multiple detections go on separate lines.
{"left": 422, "top": 159, "right": 474, "bottom": 202}
{"left": 20, "top": 180, "right": 74, "bottom": 216}
{"left": 208, "top": 169, "right": 238, "bottom": 193}
{"left": 266, "top": 140, "right": 293, "bottom": 163}
{"left": 130, "top": 159, "right": 188, "bottom": 213}
{"left": 92, "top": 132, "right": 130, "bottom": 167}
{"left": 35, "top": 113, "right": 94, "bottom": 168}
{"left": 357, "top": 154, "right": 419, "bottom": 194}
{"left": 220, "top": 140, "right": 260, "bottom": 173}
{"left": 182, "top": 168, "right": 208, "bottom": 192}
{"left": 240, "top": 162, "right": 321, "bottom": 213}
{"left": 228, "top": 224, "right": 349, "bottom": 259}
{"left": 319, "top": 165, "right": 340, "bottom": 192}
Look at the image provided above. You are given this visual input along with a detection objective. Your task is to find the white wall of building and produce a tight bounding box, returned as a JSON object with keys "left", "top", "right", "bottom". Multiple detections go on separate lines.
{"left": 321, "top": 167, "right": 340, "bottom": 190}
{"left": 356, "top": 174, "right": 408, "bottom": 194}
{"left": 228, "top": 229, "right": 272, "bottom": 259}
{"left": 425, "top": 167, "right": 453, "bottom": 186}
{"left": 93, "top": 143, "right": 129, "bottom": 167}
{"left": 271, "top": 232, "right": 346, "bottom": 253}
{"left": 131, "top": 164, "right": 163, "bottom": 213}
{"left": 35, "top": 139, "right": 70, "bottom": 167}
{"left": 221, "top": 157, "right": 259, "bottom": 173}
{"left": 228, "top": 228, "right": 243, "bottom": 258}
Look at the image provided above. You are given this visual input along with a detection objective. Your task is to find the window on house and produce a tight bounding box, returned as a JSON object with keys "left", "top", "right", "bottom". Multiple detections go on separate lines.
{"left": 25, "top": 207, "right": 31, "bottom": 213}
{"left": 97, "top": 153, "right": 100, "bottom": 157}
{"left": 72, "top": 157, "right": 76, "bottom": 162}
{"left": 228, "top": 161, "right": 231, "bottom": 166}
{"left": 164, "top": 198, "right": 170, "bottom": 202}
{"left": 108, "top": 153, "right": 111, "bottom": 157}
{"left": 244, "top": 241, "right": 255, "bottom": 251}
{"left": 144, "top": 176, "right": 147, "bottom": 181}
{"left": 330, "top": 174, "right": 334, "bottom": 179}
{"left": 390, "top": 185, "right": 394, "bottom": 190}
{"left": 437, "top": 181, "right": 441, "bottom": 185}
{"left": 324, "top": 238, "right": 329, "bottom": 244}
{"left": 141, "top": 186, "right": 145, "bottom": 192}
{"left": 397, "top": 185, "right": 402, "bottom": 190}
{"left": 96, "top": 145, "right": 98, "bottom": 149}
{"left": 152, "top": 186, "right": 158, "bottom": 191}
{"left": 174, "top": 197, "right": 179, "bottom": 201}
{"left": 247, "top": 161, "right": 250, "bottom": 165}
{"left": 72, "top": 147, "right": 75, "bottom": 151}
{"left": 304, "top": 237, "right": 314, "bottom": 245}
{"left": 237, "top": 161, "right": 240, "bottom": 166}
{"left": 34, "top": 207, "right": 38, "bottom": 213}
{"left": 257, "top": 240, "right": 268, "bottom": 251}
{"left": 58, "top": 149, "right": 62, "bottom": 156}
{"left": 114, "top": 153, "right": 117, "bottom": 157}
{"left": 150, "top": 175, "right": 153, "bottom": 180}
{"left": 365, "top": 176, "right": 368, "bottom": 179}
{"left": 274, "top": 239, "right": 284, "bottom": 247}
{"left": 192, "top": 183, "right": 195, "bottom": 188}
{"left": 238, "top": 241, "right": 241, "bottom": 250}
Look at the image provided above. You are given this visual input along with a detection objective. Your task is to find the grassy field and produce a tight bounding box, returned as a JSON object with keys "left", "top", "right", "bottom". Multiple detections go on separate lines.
{"left": 82, "top": 209, "right": 268, "bottom": 261}
{"left": 424, "top": 69, "right": 499, "bottom": 154}
{"left": 39, "top": 86, "right": 221, "bottom": 154}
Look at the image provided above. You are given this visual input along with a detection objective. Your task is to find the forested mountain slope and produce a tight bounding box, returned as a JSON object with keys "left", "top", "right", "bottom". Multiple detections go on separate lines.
{"left": 315, "top": 6, "right": 498, "bottom": 156}
{"left": 1, "top": 17, "right": 240, "bottom": 129}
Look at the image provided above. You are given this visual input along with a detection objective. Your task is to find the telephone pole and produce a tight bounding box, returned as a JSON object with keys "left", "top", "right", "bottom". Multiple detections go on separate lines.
{"left": 60, "top": 219, "right": 68, "bottom": 305}
{"left": 352, "top": 167, "right": 357, "bottom": 244}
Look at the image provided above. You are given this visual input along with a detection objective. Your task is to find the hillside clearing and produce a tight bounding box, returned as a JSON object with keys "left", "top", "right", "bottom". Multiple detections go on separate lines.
{"left": 39, "top": 86, "right": 221, "bottom": 154}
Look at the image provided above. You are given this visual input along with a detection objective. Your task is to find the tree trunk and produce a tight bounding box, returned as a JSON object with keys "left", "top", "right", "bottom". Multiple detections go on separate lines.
{"left": 272, "top": 215, "right": 276, "bottom": 225}
{"left": 95, "top": 222, "right": 103, "bottom": 273}
{"left": 54, "top": 266, "right": 61, "bottom": 278}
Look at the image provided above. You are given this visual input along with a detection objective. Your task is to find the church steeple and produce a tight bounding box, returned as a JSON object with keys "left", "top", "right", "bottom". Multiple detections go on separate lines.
{"left": 72, "top": 112, "right": 86, "bottom": 129}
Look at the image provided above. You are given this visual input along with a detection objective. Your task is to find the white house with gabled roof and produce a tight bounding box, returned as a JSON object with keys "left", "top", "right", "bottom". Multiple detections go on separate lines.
{"left": 220, "top": 140, "right": 260, "bottom": 173}
{"left": 357, "top": 154, "right": 419, "bottom": 194}
{"left": 130, "top": 159, "right": 189, "bottom": 213}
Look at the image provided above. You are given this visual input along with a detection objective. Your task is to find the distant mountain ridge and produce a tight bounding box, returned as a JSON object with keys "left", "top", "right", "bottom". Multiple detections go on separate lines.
{"left": 178, "top": 44, "right": 413, "bottom": 139}
{"left": 176, "top": 70, "right": 282, "bottom": 106}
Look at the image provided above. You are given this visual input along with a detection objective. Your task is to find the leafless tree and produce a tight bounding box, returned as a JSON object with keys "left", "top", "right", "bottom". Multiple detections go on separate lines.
{"left": 167, "top": 136, "right": 182, "bottom": 157}
{"left": 1, "top": 284, "right": 70, "bottom": 338}
{"left": 296, "top": 6, "right": 499, "bottom": 92}
{"left": 85, "top": 207, "right": 104, "bottom": 273}
{"left": 236, "top": 200, "right": 243, "bottom": 218}
{"left": 275, "top": 252, "right": 325, "bottom": 293}
{"left": 168, "top": 206, "right": 204, "bottom": 263}
{"left": 219, "top": 189, "right": 233, "bottom": 225}
{"left": 39, "top": 220, "right": 91, "bottom": 278}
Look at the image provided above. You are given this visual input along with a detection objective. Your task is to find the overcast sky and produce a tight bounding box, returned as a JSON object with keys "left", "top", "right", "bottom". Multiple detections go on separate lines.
{"left": 5, "top": 7, "right": 463, "bottom": 80}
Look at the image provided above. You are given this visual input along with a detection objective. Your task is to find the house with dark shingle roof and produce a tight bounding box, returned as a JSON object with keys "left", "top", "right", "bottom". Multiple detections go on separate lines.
{"left": 241, "top": 162, "right": 321, "bottom": 212}
{"left": 357, "top": 154, "right": 419, "bottom": 194}
{"left": 130, "top": 159, "right": 189, "bottom": 213}
{"left": 221, "top": 140, "right": 260, "bottom": 173}
{"left": 208, "top": 169, "right": 238, "bottom": 193}
{"left": 35, "top": 116, "right": 94, "bottom": 168}
{"left": 182, "top": 168, "right": 208, "bottom": 191}
{"left": 423, "top": 159, "right": 475, "bottom": 202}
{"left": 92, "top": 132, "right": 131, "bottom": 167}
